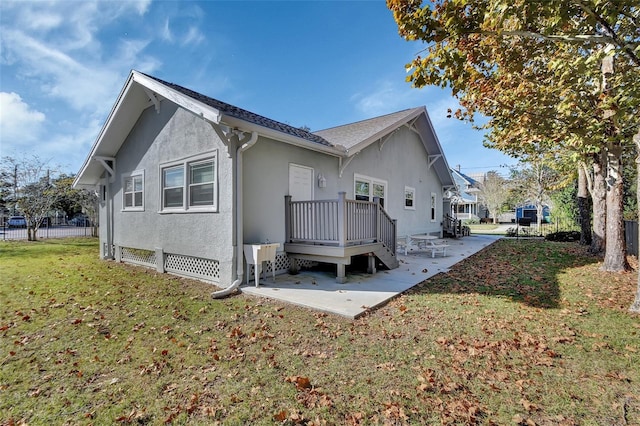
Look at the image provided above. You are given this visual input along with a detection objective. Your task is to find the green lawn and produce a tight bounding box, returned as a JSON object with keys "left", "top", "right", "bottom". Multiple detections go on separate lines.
{"left": 1, "top": 238, "right": 639, "bottom": 425}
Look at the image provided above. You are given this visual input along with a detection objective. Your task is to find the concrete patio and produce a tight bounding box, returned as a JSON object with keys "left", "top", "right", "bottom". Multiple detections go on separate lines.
{"left": 241, "top": 234, "right": 502, "bottom": 318}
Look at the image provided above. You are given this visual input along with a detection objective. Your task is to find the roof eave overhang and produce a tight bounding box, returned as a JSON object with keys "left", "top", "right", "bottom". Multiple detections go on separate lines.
{"left": 221, "top": 115, "right": 346, "bottom": 158}
{"left": 73, "top": 71, "right": 224, "bottom": 188}
{"left": 73, "top": 72, "right": 137, "bottom": 188}
{"left": 131, "top": 72, "right": 222, "bottom": 125}
{"left": 417, "top": 110, "right": 455, "bottom": 188}
{"left": 343, "top": 107, "right": 424, "bottom": 157}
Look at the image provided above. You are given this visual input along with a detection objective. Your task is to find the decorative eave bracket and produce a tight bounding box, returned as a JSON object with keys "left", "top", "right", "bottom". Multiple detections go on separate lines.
{"left": 94, "top": 156, "right": 116, "bottom": 183}
{"left": 404, "top": 117, "right": 420, "bottom": 136}
{"left": 143, "top": 88, "right": 161, "bottom": 113}
{"left": 428, "top": 154, "right": 442, "bottom": 169}
{"left": 378, "top": 130, "right": 397, "bottom": 152}
{"left": 338, "top": 152, "right": 358, "bottom": 178}
{"left": 209, "top": 122, "right": 240, "bottom": 158}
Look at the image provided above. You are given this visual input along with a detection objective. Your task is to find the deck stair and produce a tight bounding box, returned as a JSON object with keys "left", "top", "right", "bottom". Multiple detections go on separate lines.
{"left": 443, "top": 214, "right": 468, "bottom": 238}
{"left": 373, "top": 244, "right": 399, "bottom": 270}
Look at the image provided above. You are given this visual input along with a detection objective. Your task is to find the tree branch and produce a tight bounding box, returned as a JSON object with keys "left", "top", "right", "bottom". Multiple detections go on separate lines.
{"left": 574, "top": 0, "right": 640, "bottom": 67}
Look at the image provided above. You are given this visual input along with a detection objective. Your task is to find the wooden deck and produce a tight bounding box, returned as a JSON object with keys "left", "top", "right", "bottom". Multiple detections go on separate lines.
{"left": 284, "top": 192, "right": 398, "bottom": 282}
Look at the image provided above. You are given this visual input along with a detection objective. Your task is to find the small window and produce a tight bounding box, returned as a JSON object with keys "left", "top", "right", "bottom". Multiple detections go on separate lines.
{"left": 123, "top": 171, "right": 144, "bottom": 211}
{"left": 404, "top": 186, "right": 415, "bottom": 210}
{"left": 160, "top": 152, "right": 217, "bottom": 212}
{"left": 431, "top": 192, "right": 437, "bottom": 222}
{"left": 355, "top": 180, "right": 370, "bottom": 201}
{"left": 373, "top": 183, "right": 385, "bottom": 207}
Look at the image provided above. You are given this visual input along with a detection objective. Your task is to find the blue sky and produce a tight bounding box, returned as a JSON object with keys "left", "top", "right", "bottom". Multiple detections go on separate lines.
{"left": 0, "top": 0, "right": 517, "bottom": 177}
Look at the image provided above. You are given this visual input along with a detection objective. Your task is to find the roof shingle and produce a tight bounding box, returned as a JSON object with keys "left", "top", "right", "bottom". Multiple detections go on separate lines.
{"left": 144, "top": 73, "right": 332, "bottom": 147}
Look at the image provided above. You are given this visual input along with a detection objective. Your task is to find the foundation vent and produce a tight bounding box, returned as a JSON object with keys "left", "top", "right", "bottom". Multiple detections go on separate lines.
{"left": 165, "top": 253, "right": 220, "bottom": 282}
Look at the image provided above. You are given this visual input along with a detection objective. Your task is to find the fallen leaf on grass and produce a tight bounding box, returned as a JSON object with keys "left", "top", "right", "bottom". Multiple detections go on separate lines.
{"left": 513, "top": 414, "right": 537, "bottom": 425}
{"left": 286, "top": 375, "right": 312, "bottom": 390}
{"left": 520, "top": 398, "right": 538, "bottom": 412}
{"left": 273, "top": 410, "right": 288, "bottom": 421}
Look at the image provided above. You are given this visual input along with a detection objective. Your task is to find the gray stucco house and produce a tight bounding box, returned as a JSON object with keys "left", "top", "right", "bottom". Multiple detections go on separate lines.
{"left": 74, "top": 70, "right": 455, "bottom": 291}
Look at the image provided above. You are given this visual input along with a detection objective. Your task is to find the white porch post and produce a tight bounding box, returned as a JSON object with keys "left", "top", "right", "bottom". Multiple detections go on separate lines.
{"left": 337, "top": 192, "right": 347, "bottom": 247}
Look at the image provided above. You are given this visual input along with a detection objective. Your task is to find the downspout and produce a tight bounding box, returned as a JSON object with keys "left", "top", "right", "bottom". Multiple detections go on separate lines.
{"left": 212, "top": 131, "right": 258, "bottom": 298}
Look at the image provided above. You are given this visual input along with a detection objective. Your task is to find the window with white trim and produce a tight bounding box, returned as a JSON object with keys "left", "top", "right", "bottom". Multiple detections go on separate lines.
{"left": 189, "top": 160, "right": 215, "bottom": 206}
{"left": 354, "top": 174, "right": 387, "bottom": 207}
{"left": 160, "top": 152, "right": 217, "bottom": 212}
{"left": 431, "top": 192, "right": 437, "bottom": 221}
{"left": 123, "top": 170, "right": 144, "bottom": 211}
{"left": 404, "top": 186, "right": 415, "bottom": 210}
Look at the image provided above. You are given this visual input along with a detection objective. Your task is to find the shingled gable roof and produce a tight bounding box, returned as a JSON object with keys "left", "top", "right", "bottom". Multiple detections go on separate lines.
{"left": 74, "top": 70, "right": 453, "bottom": 188}
{"left": 74, "top": 70, "right": 342, "bottom": 187}
{"left": 315, "top": 106, "right": 455, "bottom": 188}
{"left": 142, "top": 73, "right": 332, "bottom": 147}
{"left": 315, "top": 107, "right": 424, "bottom": 152}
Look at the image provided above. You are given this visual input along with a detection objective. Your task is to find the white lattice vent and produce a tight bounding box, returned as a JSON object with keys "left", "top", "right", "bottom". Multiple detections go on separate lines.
{"left": 165, "top": 253, "right": 220, "bottom": 282}
{"left": 121, "top": 247, "right": 157, "bottom": 267}
{"left": 247, "top": 253, "right": 314, "bottom": 278}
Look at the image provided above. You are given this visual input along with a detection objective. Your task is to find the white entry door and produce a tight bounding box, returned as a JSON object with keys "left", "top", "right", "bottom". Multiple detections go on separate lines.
{"left": 288, "top": 164, "right": 313, "bottom": 201}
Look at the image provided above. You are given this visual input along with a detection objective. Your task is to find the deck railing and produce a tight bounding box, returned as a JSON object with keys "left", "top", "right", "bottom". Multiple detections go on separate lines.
{"left": 285, "top": 192, "right": 396, "bottom": 255}
{"left": 444, "top": 213, "right": 464, "bottom": 236}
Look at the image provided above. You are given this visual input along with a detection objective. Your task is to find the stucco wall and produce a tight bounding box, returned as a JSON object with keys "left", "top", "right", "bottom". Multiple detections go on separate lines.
{"left": 242, "top": 137, "right": 338, "bottom": 244}
{"left": 342, "top": 126, "right": 444, "bottom": 237}
{"left": 242, "top": 125, "right": 445, "bottom": 245}
{"left": 110, "top": 101, "right": 235, "bottom": 284}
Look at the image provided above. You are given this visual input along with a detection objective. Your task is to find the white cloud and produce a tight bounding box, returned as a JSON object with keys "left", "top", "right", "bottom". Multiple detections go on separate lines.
{"left": 0, "top": 92, "right": 45, "bottom": 146}
{"left": 182, "top": 26, "right": 204, "bottom": 46}
{"left": 423, "top": 96, "right": 464, "bottom": 132}
{"left": 161, "top": 18, "right": 174, "bottom": 42}
{"left": 1, "top": 29, "right": 120, "bottom": 112}
{"left": 0, "top": 0, "right": 158, "bottom": 173}
{"left": 351, "top": 80, "right": 425, "bottom": 117}
{"left": 158, "top": 4, "right": 205, "bottom": 47}
{"left": 24, "top": 11, "right": 63, "bottom": 32}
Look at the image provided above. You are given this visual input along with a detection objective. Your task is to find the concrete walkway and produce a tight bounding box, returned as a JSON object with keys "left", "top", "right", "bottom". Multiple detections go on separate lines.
{"left": 241, "top": 234, "right": 502, "bottom": 318}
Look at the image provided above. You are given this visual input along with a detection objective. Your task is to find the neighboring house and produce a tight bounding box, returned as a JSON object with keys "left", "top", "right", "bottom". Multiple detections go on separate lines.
{"left": 516, "top": 203, "right": 551, "bottom": 223}
{"left": 450, "top": 168, "right": 487, "bottom": 220}
{"left": 74, "top": 70, "right": 455, "bottom": 288}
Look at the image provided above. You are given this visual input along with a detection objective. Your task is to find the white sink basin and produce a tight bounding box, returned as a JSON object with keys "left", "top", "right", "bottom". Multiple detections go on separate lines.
{"left": 243, "top": 243, "right": 280, "bottom": 287}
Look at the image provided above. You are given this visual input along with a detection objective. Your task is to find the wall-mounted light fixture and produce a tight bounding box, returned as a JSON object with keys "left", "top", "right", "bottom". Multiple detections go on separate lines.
{"left": 317, "top": 173, "right": 326, "bottom": 188}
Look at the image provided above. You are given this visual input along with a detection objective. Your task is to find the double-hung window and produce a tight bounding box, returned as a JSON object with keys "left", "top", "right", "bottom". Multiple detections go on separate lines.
{"left": 163, "top": 166, "right": 184, "bottom": 209}
{"left": 160, "top": 152, "right": 217, "bottom": 212}
{"left": 354, "top": 174, "right": 387, "bottom": 207}
{"left": 404, "top": 186, "right": 416, "bottom": 210}
{"left": 123, "top": 170, "right": 144, "bottom": 211}
{"left": 431, "top": 192, "right": 437, "bottom": 221}
{"left": 189, "top": 160, "right": 215, "bottom": 206}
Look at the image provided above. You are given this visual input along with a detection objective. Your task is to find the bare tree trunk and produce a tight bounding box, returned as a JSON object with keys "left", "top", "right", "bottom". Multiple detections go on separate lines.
{"left": 578, "top": 164, "right": 591, "bottom": 245}
{"left": 536, "top": 204, "right": 543, "bottom": 229}
{"left": 590, "top": 151, "right": 606, "bottom": 255}
{"left": 601, "top": 143, "right": 628, "bottom": 272}
{"left": 630, "top": 130, "right": 640, "bottom": 313}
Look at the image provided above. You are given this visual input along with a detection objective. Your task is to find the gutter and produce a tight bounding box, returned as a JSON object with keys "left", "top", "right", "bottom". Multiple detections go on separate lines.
{"left": 211, "top": 130, "right": 259, "bottom": 298}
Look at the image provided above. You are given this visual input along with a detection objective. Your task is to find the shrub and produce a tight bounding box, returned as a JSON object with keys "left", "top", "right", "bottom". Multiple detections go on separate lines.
{"left": 545, "top": 231, "right": 581, "bottom": 242}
